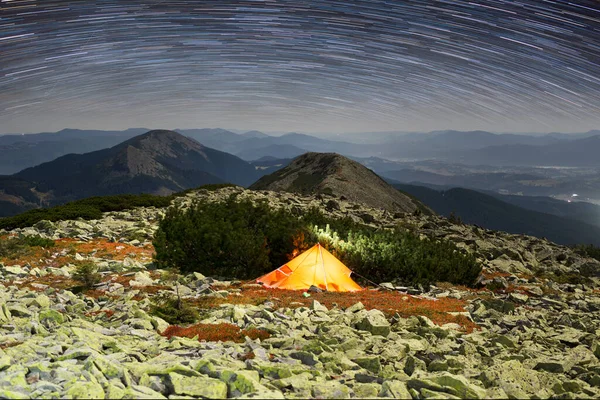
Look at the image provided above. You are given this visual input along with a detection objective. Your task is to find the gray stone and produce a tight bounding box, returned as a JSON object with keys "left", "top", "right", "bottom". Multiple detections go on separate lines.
{"left": 379, "top": 380, "right": 412, "bottom": 399}
{"left": 168, "top": 373, "right": 227, "bottom": 399}
{"left": 354, "top": 356, "right": 382, "bottom": 374}
{"left": 311, "top": 381, "right": 350, "bottom": 399}
{"left": 290, "top": 351, "right": 319, "bottom": 366}
{"left": 356, "top": 309, "right": 390, "bottom": 337}
{"left": 64, "top": 380, "right": 105, "bottom": 399}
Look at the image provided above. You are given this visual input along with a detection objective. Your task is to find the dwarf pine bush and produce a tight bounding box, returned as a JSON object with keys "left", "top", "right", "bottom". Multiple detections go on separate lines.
{"left": 153, "top": 195, "right": 307, "bottom": 279}
{"left": 154, "top": 200, "right": 481, "bottom": 286}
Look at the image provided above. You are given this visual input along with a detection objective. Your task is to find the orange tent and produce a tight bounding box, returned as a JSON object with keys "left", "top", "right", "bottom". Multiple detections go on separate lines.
{"left": 256, "top": 243, "right": 362, "bottom": 292}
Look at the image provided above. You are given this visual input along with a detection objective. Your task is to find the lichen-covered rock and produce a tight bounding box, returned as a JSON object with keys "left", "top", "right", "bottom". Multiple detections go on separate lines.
{"left": 379, "top": 380, "right": 412, "bottom": 398}
{"left": 64, "top": 380, "right": 105, "bottom": 399}
{"left": 31, "top": 294, "right": 50, "bottom": 308}
{"left": 427, "top": 373, "right": 488, "bottom": 399}
{"left": 168, "top": 372, "right": 227, "bottom": 399}
{"left": 478, "top": 360, "right": 553, "bottom": 399}
{"left": 356, "top": 309, "right": 390, "bottom": 337}
{"left": 311, "top": 380, "right": 350, "bottom": 399}
{"left": 354, "top": 356, "right": 382, "bottom": 374}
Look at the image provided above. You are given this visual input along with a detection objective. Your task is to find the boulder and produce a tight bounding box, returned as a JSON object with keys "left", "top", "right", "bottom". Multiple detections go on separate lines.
{"left": 478, "top": 360, "right": 552, "bottom": 399}
{"left": 354, "top": 356, "right": 382, "bottom": 374}
{"left": 427, "top": 373, "right": 488, "bottom": 399}
{"left": 31, "top": 295, "right": 50, "bottom": 309}
{"left": 356, "top": 309, "right": 391, "bottom": 337}
{"left": 290, "top": 351, "right": 319, "bottom": 366}
{"left": 39, "top": 309, "right": 64, "bottom": 327}
{"left": 64, "top": 381, "right": 105, "bottom": 399}
{"left": 168, "top": 372, "right": 227, "bottom": 398}
{"left": 129, "top": 271, "right": 154, "bottom": 287}
{"left": 346, "top": 302, "right": 365, "bottom": 313}
{"left": 311, "top": 300, "right": 328, "bottom": 312}
{"left": 379, "top": 380, "right": 412, "bottom": 398}
{"left": 354, "top": 383, "right": 381, "bottom": 398}
{"left": 311, "top": 381, "right": 350, "bottom": 399}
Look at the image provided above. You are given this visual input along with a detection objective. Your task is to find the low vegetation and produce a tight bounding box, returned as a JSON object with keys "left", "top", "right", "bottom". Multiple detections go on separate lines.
{"left": 572, "top": 244, "right": 600, "bottom": 262}
{"left": 149, "top": 292, "right": 199, "bottom": 325}
{"left": 153, "top": 198, "right": 481, "bottom": 287}
{"left": 0, "top": 234, "right": 54, "bottom": 259}
{"left": 153, "top": 195, "right": 304, "bottom": 279}
{"left": 73, "top": 263, "right": 101, "bottom": 289}
{"left": 190, "top": 285, "right": 479, "bottom": 333}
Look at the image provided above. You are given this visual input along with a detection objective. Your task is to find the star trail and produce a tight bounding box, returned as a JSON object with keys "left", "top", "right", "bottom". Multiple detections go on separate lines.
{"left": 1, "top": 0, "right": 600, "bottom": 134}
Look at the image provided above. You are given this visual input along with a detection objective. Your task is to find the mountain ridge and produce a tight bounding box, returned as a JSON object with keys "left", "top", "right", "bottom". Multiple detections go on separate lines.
{"left": 394, "top": 183, "right": 600, "bottom": 246}
{"left": 1, "top": 130, "right": 261, "bottom": 215}
{"left": 250, "top": 152, "right": 428, "bottom": 214}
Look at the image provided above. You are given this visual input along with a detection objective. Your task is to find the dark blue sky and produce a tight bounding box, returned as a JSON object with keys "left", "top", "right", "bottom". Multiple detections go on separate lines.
{"left": 1, "top": 0, "right": 600, "bottom": 134}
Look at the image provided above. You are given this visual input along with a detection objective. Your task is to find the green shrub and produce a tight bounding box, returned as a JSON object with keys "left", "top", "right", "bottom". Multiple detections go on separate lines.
{"left": 73, "top": 263, "right": 101, "bottom": 289}
{"left": 149, "top": 293, "right": 199, "bottom": 325}
{"left": 153, "top": 195, "right": 306, "bottom": 279}
{"left": 153, "top": 200, "right": 481, "bottom": 287}
{"left": 313, "top": 224, "right": 481, "bottom": 287}
{"left": 572, "top": 244, "right": 600, "bottom": 263}
{"left": 21, "top": 235, "right": 55, "bottom": 248}
{"left": 0, "top": 235, "right": 55, "bottom": 258}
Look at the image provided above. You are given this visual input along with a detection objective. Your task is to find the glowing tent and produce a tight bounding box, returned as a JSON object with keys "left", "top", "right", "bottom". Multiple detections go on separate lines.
{"left": 256, "top": 243, "right": 362, "bottom": 292}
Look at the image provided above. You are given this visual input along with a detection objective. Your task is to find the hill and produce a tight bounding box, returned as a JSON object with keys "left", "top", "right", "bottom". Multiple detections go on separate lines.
{"left": 250, "top": 152, "right": 427, "bottom": 214}
{"left": 1, "top": 130, "right": 261, "bottom": 214}
{"left": 394, "top": 183, "right": 600, "bottom": 246}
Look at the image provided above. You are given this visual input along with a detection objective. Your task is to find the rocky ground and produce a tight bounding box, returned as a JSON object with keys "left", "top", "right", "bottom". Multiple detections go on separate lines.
{"left": 1, "top": 186, "right": 600, "bottom": 399}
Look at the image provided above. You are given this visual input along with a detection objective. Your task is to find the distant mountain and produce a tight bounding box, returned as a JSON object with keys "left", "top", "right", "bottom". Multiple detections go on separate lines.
{"left": 455, "top": 135, "right": 600, "bottom": 167}
{"left": 374, "top": 130, "right": 563, "bottom": 160}
{"left": 3, "top": 128, "right": 596, "bottom": 176}
{"left": 249, "top": 157, "right": 293, "bottom": 175}
{"left": 0, "top": 176, "right": 41, "bottom": 217}
{"left": 381, "top": 169, "right": 545, "bottom": 193}
{"left": 241, "top": 130, "right": 270, "bottom": 139}
{"left": 236, "top": 144, "right": 308, "bottom": 161}
{"left": 250, "top": 152, "right": 428, "bottom": 214}
{"left": 1, "top": 130, "right": 261, "bottom": 215}
{"left": 485, "top": 192, "right": 600, "bottom": 229}
{"left": 545, "top": 130, "right": 600, "bottom": 140}
{"left": 0, "top": 128, "right": 148, "bottom": 174}
{"left": 394, "top": 183, "right": 600, "bottom": 246}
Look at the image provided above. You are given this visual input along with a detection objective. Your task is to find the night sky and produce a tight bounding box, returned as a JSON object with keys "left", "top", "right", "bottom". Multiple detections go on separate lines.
{"left": 1, "top": 0, "right": 600, "bottom": 134}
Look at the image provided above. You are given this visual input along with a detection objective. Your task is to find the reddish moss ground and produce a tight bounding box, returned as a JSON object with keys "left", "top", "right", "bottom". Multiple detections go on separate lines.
{"left": 62, "top": 238, "right": 154, "bottom": 261}
{"left": 0, "top": 236, "right": 164, "bottom": 297}
{"left": 0, "top": 237, "right": 153, "bottom": 269}
{"left": 2, "top": 235, "right": 478, "bottom": 333}
{"left": 192, "top": 286, "right": 479, "bottom": 333}
{"left": 161, "top": 323, "right": 271, "bottom": 343}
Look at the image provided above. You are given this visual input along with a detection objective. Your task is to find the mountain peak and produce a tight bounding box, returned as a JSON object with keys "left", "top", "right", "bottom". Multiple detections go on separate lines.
{"left": 12, "top": 130, "right": 260, "bottom": 208}
{"left": 250, "top": 152, "right": 427, "bottom": 214}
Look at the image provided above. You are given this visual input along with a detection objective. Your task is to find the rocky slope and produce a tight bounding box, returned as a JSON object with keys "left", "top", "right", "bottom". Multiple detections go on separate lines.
{"left": 1, "top": 186, "right": 600, "bottom": 399}
{"left": 250, "top": 153, "right": 426, "bottom": 214}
